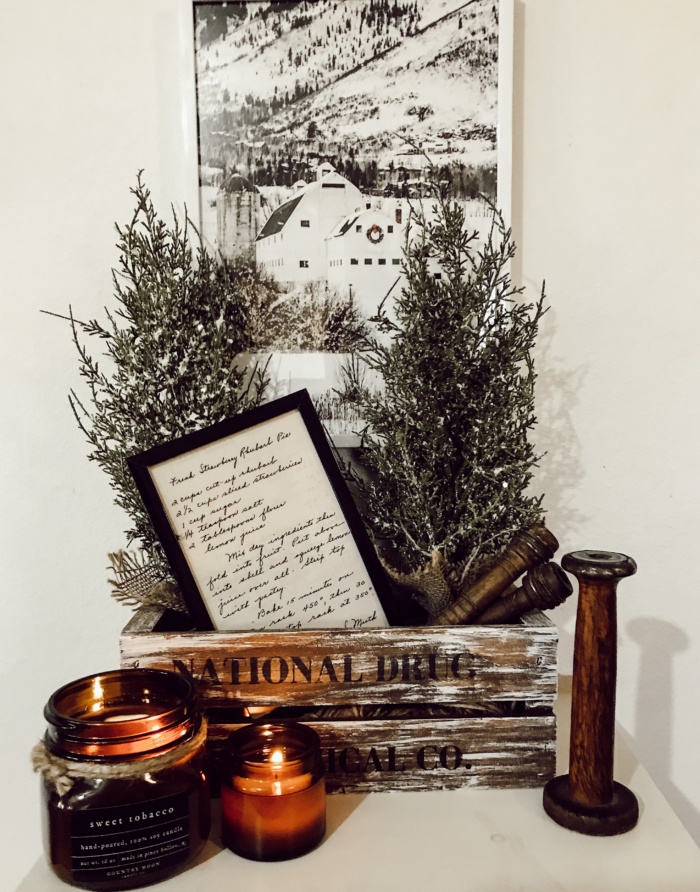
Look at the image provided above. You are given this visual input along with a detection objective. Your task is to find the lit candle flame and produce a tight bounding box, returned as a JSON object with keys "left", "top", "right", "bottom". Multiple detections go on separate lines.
{"left": 271, "top": 748, "right": 284, "bottom": 795}
{"left": 91, "top": 677, "right": 104, "bottom": 713}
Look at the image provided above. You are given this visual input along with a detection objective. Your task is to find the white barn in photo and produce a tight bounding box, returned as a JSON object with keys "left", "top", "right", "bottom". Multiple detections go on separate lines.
{"left": 326, "top": 206, "right": 406, "bottom": 318}
{"left": 255, "top": 164, "right": 364, "bottom": 284}
{"left": 255, "top": 163, "right": 412, "bottom": 317}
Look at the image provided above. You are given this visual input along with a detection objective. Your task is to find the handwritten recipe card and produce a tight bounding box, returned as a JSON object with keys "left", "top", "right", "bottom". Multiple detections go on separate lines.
{"left": 146, "top": 406, "right": 389, "bottom": 632}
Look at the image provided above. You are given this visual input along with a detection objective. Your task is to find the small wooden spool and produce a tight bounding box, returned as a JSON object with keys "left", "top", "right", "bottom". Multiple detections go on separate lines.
{"left": 432, "top": 523, "right": 559, "bottom": 626}
{"left": 543, "top": 549, "right": 638, "bottom": 836}
{"left": 472, "top": 561, "right": 573, "bottom": 625}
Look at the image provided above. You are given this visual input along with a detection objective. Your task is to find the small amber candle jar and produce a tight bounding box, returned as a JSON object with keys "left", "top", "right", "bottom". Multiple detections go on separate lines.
{"left": 221, "top": 722, "right": 326, "bottom": 861}
{"left": 36, "top": 669, "right": 210, "bottom": 890}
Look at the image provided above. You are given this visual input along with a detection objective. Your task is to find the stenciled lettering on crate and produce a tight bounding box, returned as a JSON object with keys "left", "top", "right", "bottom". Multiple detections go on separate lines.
{"left": 120, "top": 607, "right": 557, "bottom": 707}
{"left": 206, "top": 718, "right": 556, "bottom": 793}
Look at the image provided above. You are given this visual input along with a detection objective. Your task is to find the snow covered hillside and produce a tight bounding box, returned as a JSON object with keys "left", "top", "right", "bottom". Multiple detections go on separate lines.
{"left": 195, "top": 0, "right": 498, "bottom": 197}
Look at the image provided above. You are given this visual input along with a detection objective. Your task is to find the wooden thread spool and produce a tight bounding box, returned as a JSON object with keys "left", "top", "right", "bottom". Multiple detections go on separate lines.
{"left": 431, "top": 523, "right": 559, "bottom": 626}
{"left": 543, "top": 549, "right": 638, "bottom": 836}
{"left": 472, "top": 561, "right": 573, "bottom": 625}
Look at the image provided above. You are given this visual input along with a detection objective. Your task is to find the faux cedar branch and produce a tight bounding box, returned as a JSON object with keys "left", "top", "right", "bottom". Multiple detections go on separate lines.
{"left": 68, "top": 173, "right": 270, "bottom": 575}
{"left": 64, "top": 174, "right": 370, "bottom": 578}
{"left": 341, "top": 174, "right": 547, "bottom": 597}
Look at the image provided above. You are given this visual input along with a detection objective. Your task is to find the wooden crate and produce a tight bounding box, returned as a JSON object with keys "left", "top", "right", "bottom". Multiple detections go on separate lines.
{"left": 120, "top": 605, "right": 557, "bottom": 792}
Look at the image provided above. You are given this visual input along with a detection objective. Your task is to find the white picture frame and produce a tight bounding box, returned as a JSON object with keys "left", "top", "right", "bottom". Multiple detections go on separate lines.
{"left": 183, "top": 0, "right": 514, "bottom": 445}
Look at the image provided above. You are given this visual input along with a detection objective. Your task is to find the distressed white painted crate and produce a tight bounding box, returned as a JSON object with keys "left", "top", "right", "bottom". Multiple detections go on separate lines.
{"left": 120, "top": 605, "right": 557, "bottom": 792}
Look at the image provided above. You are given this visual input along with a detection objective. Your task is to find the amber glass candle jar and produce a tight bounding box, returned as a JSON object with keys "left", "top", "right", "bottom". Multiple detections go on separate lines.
{"left": 36, "top": 669, "right": 210, "bottom": 890}
{"left": 221, "top": 723, "right": 326, "bottom": 861}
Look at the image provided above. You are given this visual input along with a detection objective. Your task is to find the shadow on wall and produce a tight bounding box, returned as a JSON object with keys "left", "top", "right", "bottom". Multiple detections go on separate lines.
{"left": 528, "top": 305, "right": 588, "bottom": 665}
{"left": 511, "top": 3, "right": 587, "bottom": 549}
{"left": 626, "top": 617, "right": 700, "bottom": 843}
{"left": 532, "top": 304, "right": 587, "bottom": 546}
{"left": 511, "top": 0, "right": 699, "bottom": 846}
{"left": 509, "top": 0, "right": 525, "bottom": 287}
{"left": 510, "top": 0, "right": 587, "bottom": 663}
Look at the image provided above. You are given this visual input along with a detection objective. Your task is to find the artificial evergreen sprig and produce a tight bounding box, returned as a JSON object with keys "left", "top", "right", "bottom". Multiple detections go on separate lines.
{"left": 69, "top": 173, "right": 269, "bottom": 574}
{"left": 342, "top": 177, "right": 547, "bottom": 590}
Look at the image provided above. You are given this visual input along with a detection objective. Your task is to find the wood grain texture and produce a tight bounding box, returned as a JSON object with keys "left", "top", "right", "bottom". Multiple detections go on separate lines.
{"left": 120, "top": 613, "right": 557, "bottom": 707}
{"left": 121, "top": 603, "right": 168, "bottom": 634}
{"left": 208, "top": 717, "right": 556, "bottom": 792}
{"left": 555, "top": 549, "right": 637, "bottom": 823}
{"left": 519, "top": 609, "right": 553, "bottom": 628}
{"left": 473, "top": 563, "right": 573, "bottom": 625}
{"left": 568, "top": 579, "right": 618, "bottom": 805}
{"left": 432, "top": 524, "right": 559, "bottom": 625}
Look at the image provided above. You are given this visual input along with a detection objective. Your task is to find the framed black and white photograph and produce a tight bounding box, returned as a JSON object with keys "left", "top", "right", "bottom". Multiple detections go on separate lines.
{"left": 190, "top": 0, "right": 513, "bottom": 444}
{"left": 127, "top": 390, "right": 394, "bottom": 631}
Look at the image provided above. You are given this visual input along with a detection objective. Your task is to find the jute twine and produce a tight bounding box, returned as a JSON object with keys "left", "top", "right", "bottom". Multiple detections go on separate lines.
{"left": 32, "top": 717, "right": 208, "bottom": 797}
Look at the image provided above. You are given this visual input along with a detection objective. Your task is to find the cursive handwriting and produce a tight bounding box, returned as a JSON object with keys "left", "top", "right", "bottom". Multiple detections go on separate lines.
{"left": 150, "top": 414, "right": 386, "bottom": 631}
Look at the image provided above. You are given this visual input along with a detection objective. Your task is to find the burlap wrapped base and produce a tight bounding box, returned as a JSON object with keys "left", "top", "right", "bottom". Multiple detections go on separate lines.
{"left": 108, "top": 549, "right": 188, "bottom": 614}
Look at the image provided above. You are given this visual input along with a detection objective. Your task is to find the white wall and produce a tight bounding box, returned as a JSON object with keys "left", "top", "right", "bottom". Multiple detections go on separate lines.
{"left": 1, "top": 1, "right": 699, "bottom": 885}
{"left": 513, "top": 0, "right": 700, "bottom": 845}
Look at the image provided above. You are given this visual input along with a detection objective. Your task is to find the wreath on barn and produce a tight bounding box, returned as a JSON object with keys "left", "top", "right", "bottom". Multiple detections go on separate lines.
{"left": 366, "top": 224, "right": 384, "bottom": 244}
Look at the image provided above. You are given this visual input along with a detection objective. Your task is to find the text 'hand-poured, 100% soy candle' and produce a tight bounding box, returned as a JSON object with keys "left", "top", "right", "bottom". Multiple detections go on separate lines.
{"left": 221, "top": 723, "right": 326, "bottom": 861}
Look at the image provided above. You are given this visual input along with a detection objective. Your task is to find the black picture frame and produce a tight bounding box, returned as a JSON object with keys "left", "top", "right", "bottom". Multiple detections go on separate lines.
{"left": 127, "top": 390, "right": 396, "bottom": 630}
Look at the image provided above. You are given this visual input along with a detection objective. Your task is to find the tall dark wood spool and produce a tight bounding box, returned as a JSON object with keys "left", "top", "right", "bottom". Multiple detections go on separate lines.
{"left": 543, "top": 549, "right": 638, "bottom": 836}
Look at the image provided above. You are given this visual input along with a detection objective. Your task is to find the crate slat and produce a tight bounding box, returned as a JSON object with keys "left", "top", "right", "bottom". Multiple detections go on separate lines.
{"left": 207, "top": 716, "right": 556, "bottom": 792}
{"left": 121, "top": 603, "right": 168, "bottom": 634}
{"left": 121, "top": 622, "right": 556, "bottom": 706}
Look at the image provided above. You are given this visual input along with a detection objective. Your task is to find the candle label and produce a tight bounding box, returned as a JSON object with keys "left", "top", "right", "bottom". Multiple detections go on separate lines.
{"left": 70, "top": 792, "right": 190, "bottom": 883}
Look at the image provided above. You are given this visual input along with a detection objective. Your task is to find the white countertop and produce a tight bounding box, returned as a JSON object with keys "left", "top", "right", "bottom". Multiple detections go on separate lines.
{"left": 15, "top": 679, "right": 700, "bottom": 892}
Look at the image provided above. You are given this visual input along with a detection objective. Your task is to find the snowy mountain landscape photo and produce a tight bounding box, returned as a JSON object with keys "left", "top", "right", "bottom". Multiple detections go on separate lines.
{"left": 193, "top": 0, "right": 502, "bottom": 439}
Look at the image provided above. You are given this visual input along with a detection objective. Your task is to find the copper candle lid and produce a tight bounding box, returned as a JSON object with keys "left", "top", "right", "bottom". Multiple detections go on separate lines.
{"left": 44, "top": 668, "right": 199, "bottom": 759}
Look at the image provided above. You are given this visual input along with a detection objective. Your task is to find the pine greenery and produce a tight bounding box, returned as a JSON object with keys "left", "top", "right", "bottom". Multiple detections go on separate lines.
{"left": 69, "top": 174, "right": 269, "bottom": 575}
{"left": 66, "top": 172, "right": 543, "bottom": 595}
{"left": 67, "top": 175, "right": 372, "bottom": 576}
{"left": 342, "top": 181, "right": 547, "bottom": 585}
